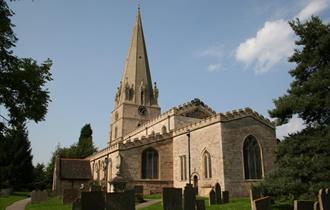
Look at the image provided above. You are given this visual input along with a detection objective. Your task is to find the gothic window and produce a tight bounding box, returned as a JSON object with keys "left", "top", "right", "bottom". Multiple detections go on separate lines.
{"left": 243, "top": 135, "right": 262, "bottom": 179}
{"left": 140, "top": 91, "right": 145, "bottom": 105}
{"left": 203, "top": 151, "right": 212, "bottom": 178}
{"left": 97, "top": 161, "right": 100, "bottom": 181}
{"left": 180, "top": 155, "right": 187, "bottom": 181}
{"left": 142, "top": 148, "right": 159, "bottom": 179}
{"left": 161, "top": 126, "right": 167, "bottom": 134}
{"left": 114, "top": 127, "right": 118, "bottom": 139}
{"left": 115, "top": 112, "right": 118, "bottom": 121}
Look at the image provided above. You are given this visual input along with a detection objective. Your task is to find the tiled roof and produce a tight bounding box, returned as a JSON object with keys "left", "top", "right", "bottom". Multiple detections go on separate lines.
{"left": 60, "top": 158, "right": 92, "bottom": 180}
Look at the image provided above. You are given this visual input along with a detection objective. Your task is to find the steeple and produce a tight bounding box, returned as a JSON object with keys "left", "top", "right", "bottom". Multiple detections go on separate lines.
{"left": 110, "top": 9, "right": 161, "bottom": 145}
{"left": 114, "top": 9, "right": 158, "bottom": 107}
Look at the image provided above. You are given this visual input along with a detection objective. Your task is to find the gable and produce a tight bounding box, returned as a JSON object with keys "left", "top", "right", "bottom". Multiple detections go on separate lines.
{"left": 176, "top": 98, "right": 216, "bottom": 119}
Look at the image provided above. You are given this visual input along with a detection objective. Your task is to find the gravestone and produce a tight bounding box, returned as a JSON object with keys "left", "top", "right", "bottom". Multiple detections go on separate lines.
{"left": 72, "top": 198, "right": 81, "bottom": 210}
{"left": 106, "top": 190, "right": 135, "bottom": 210}
{"left": 31, "top": 190, "right": 48, "bottom": 204}
{"left": 134, "top": 185, "right": 144, "bottom": 203}
{"left": 81, "top": 191, "right": 105, "bottom": 210}
{"left": 162, "top": 187, "right": 182, "bottom": 210}
{"left": 196, "top": 200, "right": 205, "bottom": 210}
{"left": 222, "top": 191, "right": 229, "bottom": 204}
{"left": 250, "top": 187, "right": 262, "bottom": 207}
{"left": 315, "top": 201, "right": 320, "bottom": 210}
{"left": 63, "top": 188, "right": 79, "bottom": 204}
{"left": 0, "top": 188, "right": 12, "bottom": 197}
{"left": 184, "top": 184, "right": 196, "bottom": 210}
{"left": 252, "top": 196, "right": 272, "bottom": 210}
{"left": 90, "top": 185, "right": 102, "bottom": 191}
{"left": 209, "top": 189, "right": 216, "bottom": 205}
{"left": 215, "top": 183, "right": 222, "bottom": 204}
{"left": 319, "top": 188, "right": 329, "bottom": 210}
{"left": 294, "top": 200, "right": 315, "bottom": 210}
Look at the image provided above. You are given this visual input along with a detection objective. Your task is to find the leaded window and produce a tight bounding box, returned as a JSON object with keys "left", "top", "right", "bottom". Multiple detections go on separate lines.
{"left": 142, "top": 148, "right": 159, "bottom": 179}
{"left": 243, "top": 135, "right": 262, "bottom": 179}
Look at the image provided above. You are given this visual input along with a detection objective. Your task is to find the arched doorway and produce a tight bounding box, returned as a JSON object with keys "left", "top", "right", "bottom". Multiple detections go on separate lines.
{"left": 193, "top": 175, "right": 198, "bottom": 195}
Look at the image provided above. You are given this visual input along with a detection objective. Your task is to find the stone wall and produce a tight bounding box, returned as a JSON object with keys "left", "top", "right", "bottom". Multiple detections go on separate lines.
{"left": 173, "top": 122, "right": 224, "bottom": 197}
{"left": 221, "top": 117, "right": 276, "bottom": 197}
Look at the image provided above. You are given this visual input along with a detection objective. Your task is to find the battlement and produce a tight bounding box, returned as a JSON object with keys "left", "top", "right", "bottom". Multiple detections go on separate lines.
{"left": 121, "top": 132, "right": 172, "bottom": 150}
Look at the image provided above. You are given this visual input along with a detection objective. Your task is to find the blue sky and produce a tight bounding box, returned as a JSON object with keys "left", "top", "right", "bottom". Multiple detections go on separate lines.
{"left": 6, "top": 0, "right": 329, "bottom": 165}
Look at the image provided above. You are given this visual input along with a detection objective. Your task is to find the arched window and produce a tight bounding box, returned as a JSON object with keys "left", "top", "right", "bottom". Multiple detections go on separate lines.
{"left": 140, "top": 91, "right": 145, "bottom": 105}
{"left": 243, "top": 135, "right": 262, "bottom": 179}
{"left": 161, "top": 126, "right": 167, "bottom": 134}
{"left": 142, "top": 148, "right": 159, "bottom": 179}
{"left": 203, "top": 151, "right": 212, "bottom": 178}
{"left": 114, "top": 127, "right": 118, "bottom": 139}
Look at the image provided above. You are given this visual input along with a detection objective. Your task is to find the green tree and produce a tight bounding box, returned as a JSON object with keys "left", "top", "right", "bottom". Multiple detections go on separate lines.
{"left": 76, "top": 124, "right": 97, "bottom": 158}
{"left": 0, "top": 0, "right": 52, "bottom": 131}
{"left": 262, "top": 16, "right": 330, "bottom": 200}
{"left": 269, "top": 16, "right": 330, "bottom": 127}
{"left": 0, "top": 125, "right": 34, "bottom": 190}
{"left": 32, "top": 163, "right": 48, "bottom": 190}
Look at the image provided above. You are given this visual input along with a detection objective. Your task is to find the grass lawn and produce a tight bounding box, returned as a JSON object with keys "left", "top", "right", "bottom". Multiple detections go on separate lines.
{"left": 140, "top": 197, "right": 293, "bottom": 210}
{"left": 0, "top": 192, "right": 29, "bottom": 210}
{"left": 26, "top": 196, "right": 71, "bottom": 210}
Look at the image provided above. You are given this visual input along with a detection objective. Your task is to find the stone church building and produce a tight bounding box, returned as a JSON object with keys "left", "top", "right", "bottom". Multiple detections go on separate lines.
{"left": 55, "top": 9, "right": 277, "bottom": 197}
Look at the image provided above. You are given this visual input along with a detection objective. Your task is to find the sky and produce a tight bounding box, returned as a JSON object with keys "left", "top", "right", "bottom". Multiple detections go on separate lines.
{"left": 5, "top": 0, "right": 330, "bottom": 165}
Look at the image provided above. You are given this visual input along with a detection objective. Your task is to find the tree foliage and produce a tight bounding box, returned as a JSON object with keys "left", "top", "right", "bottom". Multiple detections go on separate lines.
{"left": 269, "top": 16, "right": 330, "bottom": 127}
{"left": 0, "top": 0, "right": 52, "bottom": 130}
{"left": 262, "top": 17, "right": 330, "bottom": 200}
{"left": 0, "top": 125, "right": 34, "bottom": 190}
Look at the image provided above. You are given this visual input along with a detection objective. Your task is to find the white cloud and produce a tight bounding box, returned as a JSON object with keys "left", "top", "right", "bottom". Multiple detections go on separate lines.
{"left": 235, "top": 20, "right": 295, "bottom": 74}
{"left": 297, "top": 0, "right": 330, "bottom": 21}
{"left": 235, "top": 0, "right": 330, "bottom": 74}
{"left": 207, "top": 63, "right": 222, "bottom": 72}
{"left": 276, "top": 115, "right": 305, "bottom": 140}
{"left": 198, "top": 45, "right": 224, "bottom": 58}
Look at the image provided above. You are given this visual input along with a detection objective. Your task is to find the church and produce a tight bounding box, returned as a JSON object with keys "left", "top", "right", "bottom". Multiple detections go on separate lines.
{"left": 54, "top": 9, "right": 277, "bottom": 197}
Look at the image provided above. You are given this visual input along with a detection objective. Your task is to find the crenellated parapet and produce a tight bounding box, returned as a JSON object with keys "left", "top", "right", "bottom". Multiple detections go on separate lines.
{"left": 173, "top": 107, "right": 275, "bottom": 136}
{"left": 120, "top": 132, "right": 172, "bottom": 150}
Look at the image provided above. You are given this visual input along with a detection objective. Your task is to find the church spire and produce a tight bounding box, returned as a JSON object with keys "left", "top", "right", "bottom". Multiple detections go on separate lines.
{"left": 115, "top": 9, "right": 158, "bottom": 107}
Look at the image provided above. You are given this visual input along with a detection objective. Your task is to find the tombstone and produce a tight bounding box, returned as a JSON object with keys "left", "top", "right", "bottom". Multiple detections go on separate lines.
{"left": 81, "top": 191, "right": 105, "bottom": 210}
{"left": 250, "top": 187, "right": 262, "bottom": 207}
{"left": 72, "top": 198, "right": 81, "bottom": 210}
{"left": 184, "top": 184, "right": 196, "bottom": 210}
{"left": 31, "top": 190, "right": 48, "bottom": 204}
{"left": 319, "top": 188, "right": 330, "bottom": 210}
{"left": 209, "top": 189, "right": 216, "bottom": 205}
{"left": 0, "top": 188, "right": 12, "bottom": 197}
{"left": 162, "top": 187, "right": 182, "bottom": 210}
{"left": 196, "top": 200, "right": 205, "bottom": 210}
{"left": 134, "top": 185, "right": 144, "bottom": 203}
{"left": 222, "top": 191, "right": 229, "bottom": 204}
{"left": 63, "top": 188, "right": 80, "bottom": 204}
{"left": 106, "top": 190, "right": 135, "bottom": 210}
{"left": 294, "top": 200, "right": 315, "bottom": 210}
{"left": 252, "top": 196, "right": 272, "bottom": 210}
{"left": 90, "top": 185, "right": 102, "bottom": 191}
{"left": 315, "top": 201, "right": 320, "bottom": 210}
{"left": 214, "top": 183, "right": 222, "bottom": 204}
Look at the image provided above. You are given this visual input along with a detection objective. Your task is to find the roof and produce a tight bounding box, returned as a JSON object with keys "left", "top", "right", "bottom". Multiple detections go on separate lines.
{"left": 60, "top": 158, "right": 92, "bottom": 180}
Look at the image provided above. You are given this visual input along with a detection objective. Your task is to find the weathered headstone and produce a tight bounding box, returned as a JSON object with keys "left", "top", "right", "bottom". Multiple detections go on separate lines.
{"left": 184, "top": 184, "right": 196, "bottom": 210}
{"left": 72, "top": 198, "right": 81, "bottom": 210}
{"left": 106, "top": 190, "right": 135, "bottom": 210}
{"left": 81, "top": 191, "right": 105, "bottom": 210}
{"left": 252, "top": 196, "right": 272, "bottom": 210}
{"left": 0, "top": 188, "right": 12, "bottom": 197}
{"left": 209, "top": 189, "right": 216, "bottom": 205}
{"left": 90, "top": 185, "right": 102, "bottom": 191}
{"left": 196, "top": 200, "right": 205, "bottom": 210}
{"left": 162, "top": 187, "right": 182, "bottom": 210}
{"left": 31, "top": 190, "right": 48, "bottom": 204}
{"left": 314, "top": 201, "right": 320, "bottom": 210}
{"left": 294, "top": 200, "right": 315, "bottom": 210}
{"left": 215, "top": 183, "right": 222, "bottom": 204}
{"left": 319, "top": 188, "right": 330, "bottom": 210}
{"left": 134, "top": 185, "right": 144, "bottom": 203}
{"left": 222, "top": 191, "right": 229, "bottom": 204}
{"left": 63, "top": 188, "right": 80, "bottom": 204}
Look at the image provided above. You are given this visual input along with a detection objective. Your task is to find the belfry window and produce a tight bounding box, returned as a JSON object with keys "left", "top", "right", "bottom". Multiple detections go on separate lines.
{"left": 142, "top": 148, "right": 159, "bottom": 179}
{"left": 203, "top": 151, "right": 212, "bottom": 178}
{"left": 140, "top": 91, "right": 145, "bottom": 105}
{"left": 114, "top": 127, "right": 118, "bottom": 139}
{"left": 243, "top": 135, "right": 263, "bottom": 179}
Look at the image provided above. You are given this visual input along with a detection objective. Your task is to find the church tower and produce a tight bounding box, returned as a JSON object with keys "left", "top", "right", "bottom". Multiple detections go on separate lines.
{"left": 109, "top": 9, "right": 161, "bottom": 145}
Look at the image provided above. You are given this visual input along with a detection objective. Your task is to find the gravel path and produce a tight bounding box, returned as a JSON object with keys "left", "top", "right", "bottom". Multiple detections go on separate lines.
{"left": 5, "top": 198, "right": 30, "bottom": 210}
{"left": 136, "top": 199, "right": 161, "bottom": 209}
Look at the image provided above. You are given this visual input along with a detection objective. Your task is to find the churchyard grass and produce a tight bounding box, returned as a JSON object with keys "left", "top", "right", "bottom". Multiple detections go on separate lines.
{"left": 144, "top": 193, "right": 161, "bottom": 200}
{"left": 26, "top": 196, "right": 71, "bottom": 210}
{"left": 139, "top": 197, "right": 293, "bottom": 210}
{"left": 0, "top": 192, "right": 29, "bottom": 210}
